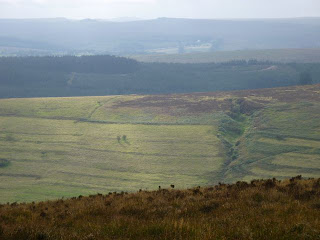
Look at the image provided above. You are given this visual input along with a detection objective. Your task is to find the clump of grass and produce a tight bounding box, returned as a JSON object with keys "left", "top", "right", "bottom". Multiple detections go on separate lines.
{"left": 1, "top": 177, "right": 320, "bottom": 239}
{"left": 0, "top": 159, "right": 10, "bottom": 168}
{"left": 4, "top": 134, "right": 15, "bottom": 142}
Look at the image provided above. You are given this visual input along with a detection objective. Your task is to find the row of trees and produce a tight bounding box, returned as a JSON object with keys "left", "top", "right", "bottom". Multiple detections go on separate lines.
{"left": 299, "top": 71, "right": 313, "bottom": 85}
{"left": 0, "top": 55, "right": 140, "bottom": 74}
{"left": 0, "top": 56, "right": 317, "bottom": 98}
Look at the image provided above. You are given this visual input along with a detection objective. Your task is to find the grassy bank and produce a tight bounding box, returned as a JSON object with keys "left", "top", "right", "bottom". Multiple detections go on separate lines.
{"left": 1, "top": 177, "right": 320, "bottom": 239}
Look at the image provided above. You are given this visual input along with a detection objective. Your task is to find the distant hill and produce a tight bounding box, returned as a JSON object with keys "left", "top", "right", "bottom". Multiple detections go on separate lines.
{"left": 0, "top": 18, "right": 320, "bottom": 55}
{"left": 132, "top": 48, "right": 320, "bottom": 64}
{"left": 0, "top": 84, "right": 320, "bottom": 203}
{"left": 0, "top": 177, "right": 319, "bottom": 240}
{"left": 107, "top": 17, "right": 145, "bottom": 22}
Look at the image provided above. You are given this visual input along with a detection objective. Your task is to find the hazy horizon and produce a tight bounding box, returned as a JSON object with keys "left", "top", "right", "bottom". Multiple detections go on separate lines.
{"left": 0, "top": 0, "right": 319, "bottom": 20}
{"left": 1, "top": 16, "right": 320, "bottom": 21}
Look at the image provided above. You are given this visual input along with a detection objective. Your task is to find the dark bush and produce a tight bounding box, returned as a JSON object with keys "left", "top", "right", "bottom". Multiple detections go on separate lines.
{"left": 199, "top": 202, "right": 220, "bottom": 213}
{"left": 252, "top": 193, "right": 264, "bottom": 203}
{"left": 263, "top": 179, "right": 276, "bottom": 189}
{"left": 0, "top": 159, "right": 10, "bottom": 168}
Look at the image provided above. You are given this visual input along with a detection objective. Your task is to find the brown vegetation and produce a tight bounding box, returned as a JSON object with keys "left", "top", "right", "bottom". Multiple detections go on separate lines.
{"left": 112, "top": 84, "right": 320, "bottom": 115}
{"left": 1, "top": 177, "right": 320, "bottom": 239}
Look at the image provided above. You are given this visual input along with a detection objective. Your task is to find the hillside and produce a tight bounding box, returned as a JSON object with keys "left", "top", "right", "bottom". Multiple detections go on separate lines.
{"left": 132, "top": 48, "right": 320, "bottom": 64}
{"left": 0, "top": 84, "right": 320, "bottom": 203}
{"left": 1, "top": 56, "right": 320, "bottom": 98}
{"left": 1, "top": 177, "right": 320, "bottom": 239}
{"left": 1, "top": 18, "right": 320, "bottom": 55}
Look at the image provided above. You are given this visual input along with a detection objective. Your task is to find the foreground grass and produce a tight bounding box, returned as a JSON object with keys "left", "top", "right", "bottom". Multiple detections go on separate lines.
{"left": 1, "top": 177, "right": 320, "bottom": 240}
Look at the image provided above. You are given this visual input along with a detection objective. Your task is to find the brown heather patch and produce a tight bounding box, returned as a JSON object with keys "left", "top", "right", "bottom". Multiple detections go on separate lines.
{"left": 193, "top": 84, "right": 320, "bottom": 103}
{"left": 111, "top": 95, "right": 234, "bottom": 114}
{"left": 1, "top": 177, "right": 320, "bottom": 239}
{"left": 110, "top": 84, "right": 320, "bottom": 115}
{"left": 111, "top": 94, "right": 262, "bottom": 115}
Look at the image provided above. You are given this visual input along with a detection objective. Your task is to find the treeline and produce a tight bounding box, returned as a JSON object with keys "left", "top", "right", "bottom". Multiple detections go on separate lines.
{"left": 0, "top": 55, "right": 319, "bottom": 98}
{"left": 0, "top": 55, "right": 139, "bottom": 75}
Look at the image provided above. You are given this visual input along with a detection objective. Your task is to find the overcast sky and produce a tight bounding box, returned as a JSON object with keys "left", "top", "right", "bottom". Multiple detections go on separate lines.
{"left": 0, "top": 0, "right": 319, "bottom": 19}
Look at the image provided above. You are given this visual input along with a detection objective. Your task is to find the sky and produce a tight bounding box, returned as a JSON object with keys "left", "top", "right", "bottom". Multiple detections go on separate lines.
{"left": 0, "top": 0, "right": 319, "bottom": 20}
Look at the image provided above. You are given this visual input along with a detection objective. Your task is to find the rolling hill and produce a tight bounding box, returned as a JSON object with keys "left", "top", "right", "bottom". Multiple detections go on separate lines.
{"left": 1, "top": 55, "right": 320, "bottom": 98}
{"left": 0, "top": 84, "right": 320, "bottom": 203}
{"left": 1, "top": 18, "right": 320, "bottom": 55}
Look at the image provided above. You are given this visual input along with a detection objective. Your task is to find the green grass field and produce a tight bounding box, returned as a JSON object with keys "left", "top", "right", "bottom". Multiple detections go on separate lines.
{"left": 0, "top": 96, "right": 225, "bottom": 203}
{"left": 131, "top": 48, "right": 320, "bottom": 63}
{"left": 1, "top": 84, "right": 320, "bottom": 203}
{"left": 234, "top": 101, "right": 320, "bottom": 182}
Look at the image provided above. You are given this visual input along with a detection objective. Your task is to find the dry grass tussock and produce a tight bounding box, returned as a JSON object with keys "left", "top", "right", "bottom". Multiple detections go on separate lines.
{"left": 1, "top": 176, "right": 320, "bottom": 239}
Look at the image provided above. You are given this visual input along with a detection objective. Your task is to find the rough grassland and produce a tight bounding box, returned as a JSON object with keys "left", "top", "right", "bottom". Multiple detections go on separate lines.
{"left": 0, "top": 84, "right": 320, "bottom": 203}
{"left": 1, "top": 177, "right": 320, "bottom": 240}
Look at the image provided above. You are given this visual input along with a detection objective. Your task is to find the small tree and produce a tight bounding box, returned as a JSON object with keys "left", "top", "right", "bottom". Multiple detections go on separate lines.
{"left": 299, "top": 71, "right": 313, "bottom": 85}
{"left": 122, "top": 135, "right": 127, "bottom": 142}
{"left": 117, "top": 136, "right": 121, "bottom": 143}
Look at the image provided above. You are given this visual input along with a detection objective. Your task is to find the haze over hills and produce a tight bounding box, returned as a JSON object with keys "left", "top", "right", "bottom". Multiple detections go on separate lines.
{"left": 1, "top": 18, "right": 320, "bottom": 55}
{"left": 1, "top": 0, "right": 320, "bottom": 238}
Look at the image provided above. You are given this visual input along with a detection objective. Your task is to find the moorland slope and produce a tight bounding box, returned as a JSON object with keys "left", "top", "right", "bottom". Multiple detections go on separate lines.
{"left": 0, "top": 84, "right": 320, "bottom": 203}
{"left": 1, "top": 177, "right": 320, "bottom": 239}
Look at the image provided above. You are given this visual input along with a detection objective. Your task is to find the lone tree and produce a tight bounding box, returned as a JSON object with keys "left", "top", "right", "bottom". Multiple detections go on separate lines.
{"left": 299, "top": 71, "right": 313, "bottom": 85}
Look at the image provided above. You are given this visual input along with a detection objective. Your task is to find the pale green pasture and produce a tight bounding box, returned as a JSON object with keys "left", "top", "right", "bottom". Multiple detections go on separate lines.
{"left": 0, "top": 96, "right": 118, "bottom": 119}
{"left": 244, "top": 166, "right": 319, "bottom": 180}
{"left": 0, "top": 116, "right": 223, "bottom": 203}
{"left": 258, "top": 138, "right": 320, "bottom": 148}
{"left": 132, "top": 48, "right": 320, "bottom": 64}
{"left": 272, "top": 153, "right": 320, "bottom": 169}
{"left": 0, "top": 95, "right": 224, "bottom": 125}
{"left": 1, "top": 88, "right": 320, "bottom": 202}
{"left": 229, "top": 102, "right": 320, "bottom": 182}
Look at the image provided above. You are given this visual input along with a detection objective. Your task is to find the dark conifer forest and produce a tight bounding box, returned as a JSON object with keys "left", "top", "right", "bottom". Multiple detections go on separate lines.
{"left": 0, "top": 55, "right": 319, "bottom": 98}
